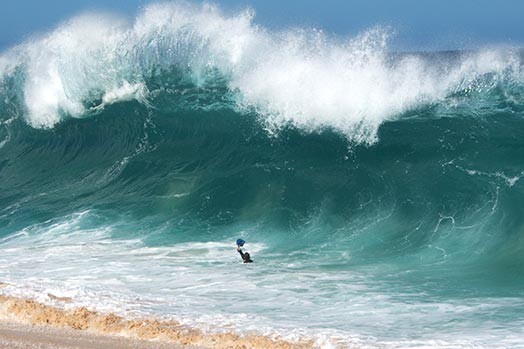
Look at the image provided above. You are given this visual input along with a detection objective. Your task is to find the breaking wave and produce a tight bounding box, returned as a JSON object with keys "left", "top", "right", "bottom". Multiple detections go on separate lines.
{"left": 0, "top": 2, "right": 522, "bottom": 144}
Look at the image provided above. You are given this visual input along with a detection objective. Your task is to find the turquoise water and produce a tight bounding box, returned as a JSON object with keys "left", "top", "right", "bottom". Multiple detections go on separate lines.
{"left": 1, "top": 3, "right": 524, "bottom": 347}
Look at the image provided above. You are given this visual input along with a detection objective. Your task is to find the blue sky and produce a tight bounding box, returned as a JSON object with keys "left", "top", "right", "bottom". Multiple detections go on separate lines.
{"left": 1, "top": 0, "right": 524, "bottom": 51}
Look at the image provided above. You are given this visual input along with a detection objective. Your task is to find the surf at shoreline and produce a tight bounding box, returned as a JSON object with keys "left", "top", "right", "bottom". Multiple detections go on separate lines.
{"left": 0, "top": 291, "right": 312, "bottom": 349}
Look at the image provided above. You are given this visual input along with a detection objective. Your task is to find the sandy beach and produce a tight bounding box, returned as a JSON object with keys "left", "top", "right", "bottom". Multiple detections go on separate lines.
{"left": 0, "top": 294, "right": 311, "bottom": 349}
{"left": 0, "top": 321, "right": 196, "bottom": 349}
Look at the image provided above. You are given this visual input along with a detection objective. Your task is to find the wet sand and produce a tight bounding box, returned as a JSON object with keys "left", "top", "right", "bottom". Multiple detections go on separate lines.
{"left": 0, "top": 321, "right": 195, "bottom": 349}
{"left": 0, "top": 294, "right": 312, "bottom": 349}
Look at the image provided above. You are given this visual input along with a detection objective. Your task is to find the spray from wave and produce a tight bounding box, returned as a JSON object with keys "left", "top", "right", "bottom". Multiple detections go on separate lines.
{"left": 0, "top": 2, "right": 522, "bottom": 144}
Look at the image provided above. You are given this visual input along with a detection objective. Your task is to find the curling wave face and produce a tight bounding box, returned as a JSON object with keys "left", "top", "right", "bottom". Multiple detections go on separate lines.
{"left": 1, "top": 2, "right": 524, "bottom": 348}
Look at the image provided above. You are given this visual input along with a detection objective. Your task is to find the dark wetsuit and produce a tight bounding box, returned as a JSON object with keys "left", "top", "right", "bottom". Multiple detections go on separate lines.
{"left": 237, "top": 248, "right": 253, "bottom": 263}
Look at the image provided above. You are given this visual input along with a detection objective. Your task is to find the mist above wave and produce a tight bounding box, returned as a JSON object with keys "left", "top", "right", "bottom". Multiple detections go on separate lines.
{"left": 0, "top": 2, "right": 522, "bottom": 144}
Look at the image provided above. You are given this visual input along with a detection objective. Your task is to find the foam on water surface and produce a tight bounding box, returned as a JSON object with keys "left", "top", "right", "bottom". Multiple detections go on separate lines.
{"left": 1, "top": 211, "right": 524, "bottom": 348}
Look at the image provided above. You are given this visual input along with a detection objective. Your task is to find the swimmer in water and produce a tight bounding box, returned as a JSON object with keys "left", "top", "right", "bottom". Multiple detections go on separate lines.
{"left": 236, "top": 245, "right": 253, "bottom": 263}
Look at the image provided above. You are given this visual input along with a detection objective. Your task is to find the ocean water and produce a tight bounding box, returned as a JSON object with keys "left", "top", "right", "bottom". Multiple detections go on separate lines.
{"left": 1, "top": 2, "right": 524, "bottom": 348}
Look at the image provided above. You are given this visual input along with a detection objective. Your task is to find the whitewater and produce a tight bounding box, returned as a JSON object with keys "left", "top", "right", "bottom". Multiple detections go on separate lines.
{"left": 1, "top": 2, "right": 524, "bottom": 348}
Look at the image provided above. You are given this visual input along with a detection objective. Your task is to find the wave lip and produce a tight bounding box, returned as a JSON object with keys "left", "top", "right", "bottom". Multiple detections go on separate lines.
{"left": 0, "top": 2, "right": 522, "bottom": 143}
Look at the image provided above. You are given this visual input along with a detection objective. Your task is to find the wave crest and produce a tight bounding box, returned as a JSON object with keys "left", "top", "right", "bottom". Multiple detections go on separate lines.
{"left": 0, "top": 1, "right": 522, "bottom": 143}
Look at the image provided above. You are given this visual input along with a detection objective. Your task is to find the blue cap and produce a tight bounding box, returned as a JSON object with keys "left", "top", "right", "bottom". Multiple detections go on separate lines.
{"left": 236, "top": 238, "right": 245, "bottom": 246}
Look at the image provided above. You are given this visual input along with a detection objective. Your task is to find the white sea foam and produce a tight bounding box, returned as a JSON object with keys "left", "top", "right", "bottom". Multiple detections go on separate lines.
{"left": 1, "top": 210, "right": 524, "bottom": 348}
{"left": 0, "top": 2, "right": 522, "bottom": 142}
{"left": 100, "top": 81, "right": 148, "bottom": 106}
